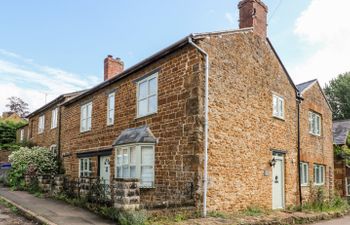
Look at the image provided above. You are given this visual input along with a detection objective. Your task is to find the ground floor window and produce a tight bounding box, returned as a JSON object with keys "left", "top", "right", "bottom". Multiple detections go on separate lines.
{"left": 115, "top": 144, "right": 154, "bottom": 187}
{"left": 314, "top": 164, "right": 325, "bottom": 185}
{"left": 79, "top": 158, "right": 92, "bottom": 177}
{"left": 300, "top": 162, "right": 309, "bottom": 186}
{"left": 346, "top": 178, "right": 350, "bottom": 196}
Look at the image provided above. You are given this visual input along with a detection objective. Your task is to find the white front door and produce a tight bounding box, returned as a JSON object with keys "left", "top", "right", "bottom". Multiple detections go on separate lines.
{"left": 99, "top": 156, "right": 110, "bottom": 185}
{"left": 272, "top": 154, "right": 284, "bottom": 209}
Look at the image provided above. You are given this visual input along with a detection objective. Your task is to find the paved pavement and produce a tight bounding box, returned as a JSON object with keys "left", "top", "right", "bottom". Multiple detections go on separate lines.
{"left": 0, "top": 187, "right": 114, "bottom": 225}
{"left": 312, "top": 214, "right": 350, "bottom": 225}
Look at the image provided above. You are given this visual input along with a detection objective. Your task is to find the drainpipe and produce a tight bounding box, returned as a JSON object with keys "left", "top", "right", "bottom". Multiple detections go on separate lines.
{"left": 297, "top": 93, "right": 304, "bottom": 207}
{"left": 188, "top": 36, "right": 209, "bottom": 217}
{"left": 57, "top": 105, "right": 62, "bottom": 172}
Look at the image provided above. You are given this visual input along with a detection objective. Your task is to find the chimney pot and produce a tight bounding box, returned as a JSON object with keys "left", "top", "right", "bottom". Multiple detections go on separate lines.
{"left": 104, "top": 55, "right": 124, "bottom": 81}
{"left": 238, "top": 0, "right": 268, "bottom": 39}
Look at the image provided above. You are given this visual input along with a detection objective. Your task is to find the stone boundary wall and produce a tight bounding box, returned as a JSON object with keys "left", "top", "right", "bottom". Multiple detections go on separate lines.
{"left": 24, "top": 174, "right": 140, "bottom": 210}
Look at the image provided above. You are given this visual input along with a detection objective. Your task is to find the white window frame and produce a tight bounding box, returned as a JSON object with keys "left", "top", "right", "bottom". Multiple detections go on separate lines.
{"left": 115, "top": 144, "right": 155, "bottom": 188}
{"left": 20, "top": 129, "right": 24, "bottom": 141}
{"left": 107, "top": 92, "right": 115, "bottom": 126}
{"left": 38, "top": 115, "right": 45, "bottom": 134}
{"left": 300, "top": 162, "right": 309, "bottom": 186}
{"left": 50, "top": 144, "right": 58, "bottom": 156}
{"left": 51, "top": 108, "right": 58, "bottom": 129}
{"left": 314, "top": 164, "right": 325, "bottom": 185}
{"left": 79, "top": 158, "right": 92, "bottom": 177}
{"left": 272, "top": 94, "right": 284, "bottom": 120}
{"left": 309, "top": 111, "right": 321, "bottom": 136}
{"left": 345, "top": 177, "right": 350, "bottom": 196}
{"left": 136, "top": 73, "right": 158, "bottom": 118}
{"left": 80, "top": 102, "right": 92, "bottom": 132}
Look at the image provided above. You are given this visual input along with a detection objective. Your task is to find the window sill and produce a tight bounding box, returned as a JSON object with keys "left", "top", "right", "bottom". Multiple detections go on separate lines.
{"left": 314, "top": 183, "right": 324, "bottom": 186}
{"left": 51, "top": 127, "right": 57, "bottom": 130}
{"left": 106, "top": 123, "right": 114, "bottom": 127}
{"left": 80, "top": 130, "right": 91, "bottom": 134}
{"left": 135, "top": 112, "right": 157, "bottom": 120}
{"left": 272, "top": 115, "right": 285, "bottom": 121}
{"left": 301, "top": 184, "right": 309, "bottom": 187}
{"left": 309, "top": 133, "right": 321, "bottom": 137}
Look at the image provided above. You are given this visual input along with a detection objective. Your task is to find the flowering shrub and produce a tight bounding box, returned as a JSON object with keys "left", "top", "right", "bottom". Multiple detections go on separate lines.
{"left": 8, "top": 146, "right": 57, "bottom": 188}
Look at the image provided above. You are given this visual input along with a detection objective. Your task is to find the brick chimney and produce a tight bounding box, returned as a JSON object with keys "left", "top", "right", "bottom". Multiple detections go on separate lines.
{"left": 238, "top": 0, "right": 268, "bottom": 39}
{"left": 104, "top": 55, "right": 124, "bottom": 81}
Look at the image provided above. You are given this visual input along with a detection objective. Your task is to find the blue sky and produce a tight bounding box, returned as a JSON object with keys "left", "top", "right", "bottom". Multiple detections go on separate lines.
{"left": 0, "top": 0, "right": 348, "bottom": 113}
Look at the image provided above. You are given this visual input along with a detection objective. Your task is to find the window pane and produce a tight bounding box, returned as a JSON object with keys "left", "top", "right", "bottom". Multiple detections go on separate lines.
{"left": 117, "top": 149, "right": 122, "bottom": 165}
{"left": 273, "top": 96, "right": 278, "bottom": 116}
{"left": 130, "top": 166, "right": 136, "bottom": 178}
{"left": 148, "top": 95, "right": 157, "bottom": 113}
{"left": 149, "top": 77, "right": 157, "bottom": 95}
{"left": 130, "top": 147, "right": 136, "bottom": 164}
{"left": 109, "top": 94, "right": 115, "bottom": 109}
{"left": 116, "top": 166, "right": 122, "bottom": 178}
{"left": 123, "top": 149, "right": 128, "bottom": 164}
{"left": 122, "top": 165, "right": 129, "bottom": 178}
{"left": 142, "top": 146, "right": 154, "bottom": 165}
{"left": 141, "top": 166, "right": 154, "bottom": 186}
{"left": 138, "top": 99, "right": 148, "bottom": 116}
{"left": 87, "top": 104, "right": 92, "bottom": 118}
{"left": 139, "top": 81, "right": 148, "bottom": 99}
{"left": 80, "top": 159, "right": 83, "bottom": 171}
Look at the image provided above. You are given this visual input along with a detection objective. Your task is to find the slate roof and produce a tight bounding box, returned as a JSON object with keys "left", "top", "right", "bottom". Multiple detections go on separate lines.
{"left": 333, "top": 120, "right": 350, "bottom": 145}
{"left": 112, "top": 126, "right": 157, "bottom": 146}
{"left": 63, "top": 27, "right": 298, "bottom": 106}
{"left": 296, "top": 79, "right": 317, "bottom": 93}
{"left": 26, "top": 90, "right": 87, "bottom": 118}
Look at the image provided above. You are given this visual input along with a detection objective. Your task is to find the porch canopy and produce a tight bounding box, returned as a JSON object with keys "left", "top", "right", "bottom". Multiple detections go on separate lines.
{"left": 112, "top": 125, "right": 157, "bottom": 146}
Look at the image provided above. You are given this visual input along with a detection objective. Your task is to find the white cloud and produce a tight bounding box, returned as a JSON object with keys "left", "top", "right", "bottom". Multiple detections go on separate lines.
{"left": 291, "top": 0, "right": 350, "bottom": 86}
{"left": 0, "top": 50, "right": 98, "bottom": 114}
{"left": 225, "top": 12, "right": 236, "bottom": 25}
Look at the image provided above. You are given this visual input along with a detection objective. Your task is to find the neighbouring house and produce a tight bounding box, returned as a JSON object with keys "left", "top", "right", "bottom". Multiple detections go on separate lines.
{"left": 333, "top": 120, "right": 350, "bottom": 197}
{"left": 16, "top": 123, "right": 29, "bottom": 143}
{"left": 1, "top": 112, "right": 24, "bottom": 123}
{"left": 25, "top": 91, "right": 85, "bottom": 155}
{"left": 296, "top": 80, "right": 334, "bottom": 201}
{"left": 18, "top": 0, "right": 334, "bottom": 213}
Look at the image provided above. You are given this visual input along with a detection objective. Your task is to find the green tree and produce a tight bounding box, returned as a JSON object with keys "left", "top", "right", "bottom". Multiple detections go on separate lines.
{"left": 5, "top": 96, "right": 29, "bottom": 118}
{"left": 0, "top": 119, "right": 27, "bottom": 150}
{"left": 324, "top": 72, "right": 350, "bottom": 120}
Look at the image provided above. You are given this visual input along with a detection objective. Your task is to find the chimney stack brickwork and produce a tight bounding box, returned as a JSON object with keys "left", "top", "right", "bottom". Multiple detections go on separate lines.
{"left": 104, "top": 55, "right": 124, "bottom": 81}
{"left": 238, "top": 0, "right": 268, "bottom": 39}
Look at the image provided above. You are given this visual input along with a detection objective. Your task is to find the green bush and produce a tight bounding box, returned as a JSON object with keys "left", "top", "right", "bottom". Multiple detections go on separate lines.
{"left": 8, "top": 146, "right": 57, "bottom": 188}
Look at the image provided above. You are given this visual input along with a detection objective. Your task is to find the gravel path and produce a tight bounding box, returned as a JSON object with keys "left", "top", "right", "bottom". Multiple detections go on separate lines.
{"left": 0, "top": 203, "right": 37, "bottom": 225}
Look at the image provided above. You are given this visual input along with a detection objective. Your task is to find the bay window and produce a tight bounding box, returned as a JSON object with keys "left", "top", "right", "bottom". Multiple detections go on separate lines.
{"left": 115, "top": 144, "right": 155, "bottom": 187}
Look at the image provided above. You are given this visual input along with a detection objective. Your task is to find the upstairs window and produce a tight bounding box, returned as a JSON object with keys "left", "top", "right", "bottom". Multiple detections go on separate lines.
{"left": 309, "top": 111, "right": 321, "bottom": 136}
{"left": 314, "top": 164, "right": 325, "bottom": 185}
{"left": 272, "top": 94, "right": 284, "bottom": 119}
{"left": 79, "top": 158, "right": 92, "bottom": 177}
{"left": 300, "top": 162, "right": 309, "bottom": 186}
{"left": 51, "top": 108, "right": 58, "bottom": 129}
{"left": 38, "top": 115, "right": 45, "bottom": 134}
{"left": 137, "top": 73, "right": 158, "bottom": 118}
{"left": 115, "top": 144, "right": 155, "bottom": 188}
{"left": 80, "top": 102, "right": 92, "bottom": 132}
{"left": 107, "top": 92, "right": 115, "bottom": 125}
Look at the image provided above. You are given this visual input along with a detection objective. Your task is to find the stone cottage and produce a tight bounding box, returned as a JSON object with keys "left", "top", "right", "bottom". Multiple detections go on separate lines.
{"left": 333, "top": 119, "right": 350, "bottom": 197}
{"left": 296, "top": 80, "right": 334, "bottom": 201}
{"left": 18, "top": 0, "right": 333, "bottom": 213}
{"left": 23, "top": 91, "right": 85, "bottom": 154}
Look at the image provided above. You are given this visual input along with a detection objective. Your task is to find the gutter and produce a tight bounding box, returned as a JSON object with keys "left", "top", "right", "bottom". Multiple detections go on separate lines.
{"left": 188, "top": 36, "right": 209, "bottom": 217}
{"left": 57, "top": 106, "right": 62, "bottom": 170}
